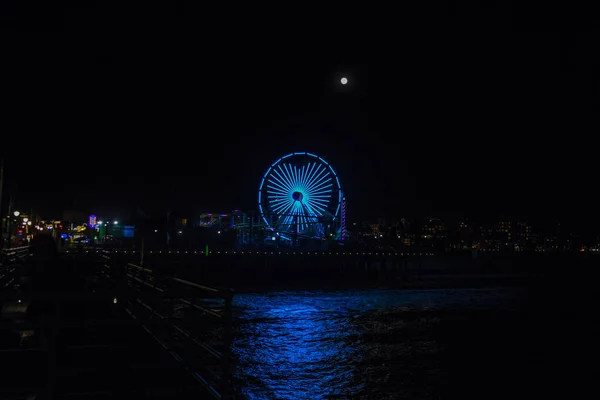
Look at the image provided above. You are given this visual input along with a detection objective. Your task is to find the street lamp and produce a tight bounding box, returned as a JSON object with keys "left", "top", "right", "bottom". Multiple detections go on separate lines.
{"left": 13, "top": 211, "right": 20, "bottom": 217}
{"left": 113, "top": 221, "right": 118, "bottom": 225}
{"left": 23, "top": 217, "right": 28, "bottom": 223}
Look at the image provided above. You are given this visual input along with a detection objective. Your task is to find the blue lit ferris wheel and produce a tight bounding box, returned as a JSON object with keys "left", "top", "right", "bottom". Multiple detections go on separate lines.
{"left": 258, "top": 152, "right": 342, "bottom": 239}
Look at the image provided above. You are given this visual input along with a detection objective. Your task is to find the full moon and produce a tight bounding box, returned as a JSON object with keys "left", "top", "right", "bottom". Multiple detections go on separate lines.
{"left": 341, "top": 77, "right": 348, "bottom": 85}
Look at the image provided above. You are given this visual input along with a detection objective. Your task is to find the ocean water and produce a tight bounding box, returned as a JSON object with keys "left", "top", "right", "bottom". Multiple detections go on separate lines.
{"left": 231, "top": 288, "right": 524, "bottom": 399}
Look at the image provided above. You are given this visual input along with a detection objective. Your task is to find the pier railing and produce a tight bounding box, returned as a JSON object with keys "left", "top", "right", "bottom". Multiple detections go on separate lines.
{"left": 0, "top": 246, "right": 30, "bottom": 289}
{"left": 102, "top": 252, "right": 234, "bottom": 400}
{"left": 1, "top": 245, "right": 30, "bottom": 264}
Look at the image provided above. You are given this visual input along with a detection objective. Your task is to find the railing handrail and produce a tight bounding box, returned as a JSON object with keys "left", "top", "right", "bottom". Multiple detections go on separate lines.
{"left": 108, "top": 256, "right": 232, "bottom": 399}
{"left": 168, "top": 276, "right": 222, "bottom": 295}
{"left": 1, "top": 245, "right": 30, "bottom": 255}
{"left": 126, "top": 262, "right": 233, "bottom": 298}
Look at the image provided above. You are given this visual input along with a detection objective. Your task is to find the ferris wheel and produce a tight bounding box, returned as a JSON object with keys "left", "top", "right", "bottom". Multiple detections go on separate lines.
{"left": 258, "top": 152, "right": 342, "bottom": 239}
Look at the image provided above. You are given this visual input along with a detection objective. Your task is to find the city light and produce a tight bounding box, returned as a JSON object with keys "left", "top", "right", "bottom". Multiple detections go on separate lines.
{"left": 27, "top": 221, "right": 32, "bottom": 226}
{"left": 13, "top": 211, "right": 20, "bottom": 217}
{"left": 97, "top": 221, "right": 103, "bottom": 225}
{"left": 218, "top": 231, "right": 221, "bottom": 234}
{"left": 341, "top": 77, "right": 348, "bottom": 85}
{"left": 113, "top": 221, "right": 118, "bottom": 225}
{"left": 23, "top": 217, "right": 28, "bottom": 223}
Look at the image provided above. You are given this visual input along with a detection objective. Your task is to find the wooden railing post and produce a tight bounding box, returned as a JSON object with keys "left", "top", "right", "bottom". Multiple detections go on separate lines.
{"left": 221, "top": 289, "right": 234, "bottom": 400}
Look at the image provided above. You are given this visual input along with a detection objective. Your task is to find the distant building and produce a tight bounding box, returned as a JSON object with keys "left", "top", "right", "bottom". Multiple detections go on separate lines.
{"left": 420, "top": 217, "right": 446, "bottom": 249}
{"left": 448, "top": 220, "right": 473, "bottom": 250}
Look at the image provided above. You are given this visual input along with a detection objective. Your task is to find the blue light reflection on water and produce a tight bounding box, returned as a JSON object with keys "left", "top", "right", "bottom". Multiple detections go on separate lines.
{"left": 232, "top": 288, "right": 521, "bottom": 400}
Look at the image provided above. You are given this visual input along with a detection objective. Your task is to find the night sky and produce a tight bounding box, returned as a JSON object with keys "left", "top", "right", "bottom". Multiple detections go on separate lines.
{"left": 2, "top": 2, "right": 598, "bottom": 227}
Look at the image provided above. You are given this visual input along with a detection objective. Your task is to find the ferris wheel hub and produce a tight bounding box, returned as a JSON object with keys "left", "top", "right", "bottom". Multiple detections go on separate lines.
{"left": 292, "top": 191, "right": 303, "bottom": 201}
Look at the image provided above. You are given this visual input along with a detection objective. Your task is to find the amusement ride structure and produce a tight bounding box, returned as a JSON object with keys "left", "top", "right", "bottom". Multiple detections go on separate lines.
{"left": 188, "top": 153, "right": 346, "bottom": 249}
{"left": 258, "top": 152, "right": 344, "bottom": 243}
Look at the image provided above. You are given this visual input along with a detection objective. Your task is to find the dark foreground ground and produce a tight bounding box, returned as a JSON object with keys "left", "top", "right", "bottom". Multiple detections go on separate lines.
{"left": 0, "top": 293, "right": 206, "bottom": 399}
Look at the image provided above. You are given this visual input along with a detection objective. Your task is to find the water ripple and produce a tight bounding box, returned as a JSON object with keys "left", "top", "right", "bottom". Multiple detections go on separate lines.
{"left": 232, "top": 288, "right": 521, "bottom": 399}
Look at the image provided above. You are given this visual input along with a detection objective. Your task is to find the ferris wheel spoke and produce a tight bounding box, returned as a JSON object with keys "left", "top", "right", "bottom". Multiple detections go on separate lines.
{"left": 307, "top": 197, "right": 327, "bottom": 214}
{"left": 270, "top": 194, "right": 293, "bottom": 201}
{"left": 279, "top": 216, "right": 294, "bottom": 229}
{"left": 281, "top": 214, "right": 293, "bottom": 227}
{"left": 306, "top": 171, "right": 331, "bottom": 191}
{"left": 308, "top": 164, "right": 328, "bottom": 187}
{"left": 306, "top": 208, "right": 326, "bottom": 222}
{"left": 303, "top": 163, "right": 322, "bottom": 193}
{"left": 292, "top": 166, "right": 299, "bottom": 192}
{"left": 305, "top": 199, "right": 324, "bottom": 212}
{"left": 305, "top": 167, "right": 328, "bottom": 192}
{"left": 272, "top": 200, "right": 294, "bottom": 214}
{"left": 271, "top": 199, "right": 294, "bottom": 209}
{"left": 310, "top": 189, "right": 333, "bottom": 197}
{"left": 309, "top": 202, "right": 330, "bottom": 213}
{"left": 279, "top": 163, "right": 294, "bottom": 187}
{"left": 270, "top": 199, "right": 293, "bottom": 208}
{"left": 310, "top": 198, "right": 330, "bottom": 209}
{"left": 274, "top": 166, "right": 295, "bottom": 191}
{"left": 299, "top": 162, "right": 314, "bottom": 193}
{"left": 268, "top": 177, "right": 291, "bottom": 194}
{"left": 297, "top": 166, "right": 309, "bottom": 194}
{"left": 308, "top": 198, "right": 328, "bottom": 213}
{"left": 303, "top": 203, "right": 315, "bottom": 217}
{"left": 281, "top": 214, "right": 294, "bottom": 226}
{"left": 280, "top": 210, "right": 293, "bottom": 222}
{"left": 294, "top": 166, "right": 303, "bottom": 192}
{"left": 287, "top": 207, "right": 301, "bottom": 225}
{"left": 307, "top": 192, "right": 333, "bottom": 203}
{"left": 266, "top": 186, "right": 290, "bottom": 195}
{"left": 307, "top": 183, "right": 334, "bottom": 196}
{"left": 299, "top": 206, "right": 310, "bottom": 219}
{"left": 268, "top": 192, "right": 294, "bottom": 200}
{"left": 305, "top": 173, "right": 331, "bottom": 194}
{"left": 313, "top": 204, "right": 329, "bottom": 215}
{"left": 270, "top": 169, "right": 293, "bottom": 192}
{"left": 297, "top": 164, "right": 308, "bottom": 192}
{"left": 282, "top": 163, "right": 298, "bottom": 191}
{"left": 268, "top": 195, "right": 293, "bottom": 204}
{"left": 308, "top": 194, "right": 333, "bottom": 200}
{"left": 302, "top": 165, "right": 319, "bottom": 194}
{"left": 304, "top": 203, "right": 323, "bottom": 219}
{"left": 291, "top": 164, "right": 303, "bottom": 192}
{"left": 272, "top": 166, "right": 292, "bottom": 186}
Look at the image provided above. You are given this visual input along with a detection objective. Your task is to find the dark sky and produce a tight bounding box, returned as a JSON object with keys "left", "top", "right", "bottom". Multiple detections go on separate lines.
{"left": 1, "top": 2, "right": 598, "bottom": 226}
